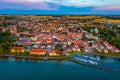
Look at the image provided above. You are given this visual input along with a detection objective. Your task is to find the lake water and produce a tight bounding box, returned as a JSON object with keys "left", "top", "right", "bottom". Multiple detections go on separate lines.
{"left": 0, "top": 56, "right": 120, "bottom": 80}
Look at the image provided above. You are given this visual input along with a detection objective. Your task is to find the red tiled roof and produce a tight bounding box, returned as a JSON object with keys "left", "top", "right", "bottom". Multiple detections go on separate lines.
{"left": 30, "top": 49, "right": 46, "bottom": 53}
{"left": 68, "top": 33, "right": 72, "bottom": 36}
{"left": 112, "top": 46, "right": 119, "bottom": 50}
{"left": 74, "top": 33, "right": 82, "bottom": 37}
{"left": 50, "top": 50, "right": 57, "bottom": 53}
{"left": 12, "top": 47, "right": 25, "bottom": 50}
{"left": 37, "top": 40, "right": 43, "bottom": 43}
{"left": 74, "top": 42, "right": 84, "bottom": 46}
{"left": 103, "top": 41, "right": 112, "bottom": 47}
{"left": 61, "top": 51, "right": 65, "bottom": 56}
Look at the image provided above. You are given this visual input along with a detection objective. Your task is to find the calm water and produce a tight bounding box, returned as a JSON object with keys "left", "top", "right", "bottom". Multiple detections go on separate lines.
{"left": 0, "top": 56, "right": 120, "bottom": 80}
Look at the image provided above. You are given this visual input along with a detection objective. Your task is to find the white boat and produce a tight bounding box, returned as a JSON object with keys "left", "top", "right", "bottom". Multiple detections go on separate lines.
{"left": 90, "top": 57, "right": 96, "bottom": 60}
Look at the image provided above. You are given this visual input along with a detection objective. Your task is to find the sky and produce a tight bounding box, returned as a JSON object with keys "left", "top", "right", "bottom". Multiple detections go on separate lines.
{"left": 0, "top": 0, "right": 120, "bottom": 15}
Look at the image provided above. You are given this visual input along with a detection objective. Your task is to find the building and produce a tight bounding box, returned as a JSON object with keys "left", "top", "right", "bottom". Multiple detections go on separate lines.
{"left": 13, "top": 25, "right": 17, "bottom": 34}
{"left": 49, "top": 50, "right": 60, "bottom": 56}
{"left": 30, "top": 49, "right": 46, "bottom": 55}
{"left": 103, "top": 41, "right": 120, "bottom": 53}
{"left": 11, "top": 47, "right": 25, "bottom": 53}
{"left": 10, "top": 25, "right": 17, "bottom": 34}
{"left": 61, "top": 51, "right": 66, "bottom": 56}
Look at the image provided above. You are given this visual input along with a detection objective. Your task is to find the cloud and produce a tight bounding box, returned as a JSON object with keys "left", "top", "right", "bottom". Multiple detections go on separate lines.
{"left": 42, "top": 0, "right": 120, "bottom": 7}
{"left": 43, "top": 0, "right": 102, "bottom": 7}
{"left": 0, "top": 0, "right": 120, "bottom": 11}
{"left": 94, "top": 5, "right": 120, "bottom": 11}
{"left": 0, "top": 0, "right": 58, "bottom": 10}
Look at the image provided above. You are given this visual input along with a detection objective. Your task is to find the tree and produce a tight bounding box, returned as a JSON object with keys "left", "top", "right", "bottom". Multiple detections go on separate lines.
{"left": 0, "top": 45, "right": 4, "bottom": 54}
{"left": 0, "top": 30, "right": 15, "bottom": 54}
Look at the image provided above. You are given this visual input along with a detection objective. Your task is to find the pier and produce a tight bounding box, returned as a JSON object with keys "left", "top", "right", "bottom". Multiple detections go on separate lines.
{"left": 70, "top": 54, "right": 119, "bottom": 72}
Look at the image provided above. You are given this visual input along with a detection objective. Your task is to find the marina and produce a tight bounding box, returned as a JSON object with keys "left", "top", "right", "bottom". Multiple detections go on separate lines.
{"left": 70, "top": 54, "right": 119, "bottom": 72}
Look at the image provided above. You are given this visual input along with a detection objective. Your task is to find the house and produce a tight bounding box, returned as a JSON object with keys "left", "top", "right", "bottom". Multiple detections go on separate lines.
{"left": 88, "top": 47, "right": 94, "bottom": 53}
{"left": 66, "top": 48, "right": 72, "bottom": 52}
{"left": 76, "top": 48, "right": 81, "bottom": 52}
{"left": 95, "top": 45, "right": 102, "bottom": 52}
{"left": 85, "top": 33, "right": 98, "bottom": 40}
{"left": 36, "top": 40, "right": 43, "bottom": 44}
{"left": 61, "top": 51, "right": 66, "bottom": 56}
{"left": 104, "top": 49, "right": 108, "bottom": 53}
{"left": 111, "top": 46, "right": 120, "bottom": 53}
{"left": 103, "top": 41, "right": 112, "bottom": 50}
{"left": 63, "top": 44, "right": 67, "bottom": 48}
{"left": 24, "top": 41, "right": 32, "bottom": 46}
{"left": 82, "top": 47, "right": 88, "bottom": 52}
{"left": 73, "top": 41, "right": 84, "bottom": 46}
{"left": 103, "top": 41, "right": 120, "bottom": 53}
{"left": 49, "top": 50, "right": 60, "bottom": 56}
{"left": 46, "top": 39, "right": 52, "bottom": 44}
{"left": 74, "top": 33, "right": 82, "bottom": 39}
{"left": 40, "top": 45, "right": 46, "bottom": 49}
{"left": 67, "top": 41, "right": 72, "bottom": 45}
{"left": 11, "top": 47, "right": 25, "bottom": 53}
{"left": 30, "top": 49, "right": 46, "bottom": 55}
{"left": 72, "top": 47, "right": 76, "bottom": 51}
{"left": 31, "top": 36, "right": 38, "bottom": 41}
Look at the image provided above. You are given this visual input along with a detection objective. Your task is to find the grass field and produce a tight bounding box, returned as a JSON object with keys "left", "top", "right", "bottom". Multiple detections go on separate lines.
{"left": 94, "top": 18, "right": 120, "bottom": 24}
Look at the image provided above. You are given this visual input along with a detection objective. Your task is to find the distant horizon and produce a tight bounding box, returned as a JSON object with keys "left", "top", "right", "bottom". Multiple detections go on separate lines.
{"left": 0, "top": 14, "right": 120, "bottom": 16}
{"left": 0, "top": 10, "right": 120, "bottom": 16}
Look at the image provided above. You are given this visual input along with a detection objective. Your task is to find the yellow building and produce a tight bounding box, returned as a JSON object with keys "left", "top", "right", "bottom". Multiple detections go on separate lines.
{"left": 49, "top": 50, "right": 60, "bottom": 56}
{"left": 11, "top": 47, "right": 25, "bottom": 53}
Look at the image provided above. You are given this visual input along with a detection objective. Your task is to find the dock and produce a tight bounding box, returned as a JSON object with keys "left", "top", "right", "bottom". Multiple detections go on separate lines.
{"left": 69, "top": 59, "right": 118, "bottom": 72}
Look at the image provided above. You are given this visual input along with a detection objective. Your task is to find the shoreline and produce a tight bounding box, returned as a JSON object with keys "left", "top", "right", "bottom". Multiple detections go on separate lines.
{"left": 90, "top": 53, "right": 120, "bottom": 59}
{"left": 0, "top": 54, "right": 119, "bottom": 72}
{"left": 0, "top": 55, "right": 68, "bottom": 60}
{"left": 69, "top": 59, "right": 118, "bottom": 72}
{"left": 0, "top": 52, "right": 120, "bottom": 61}
{"left": 68, "top": 51, "right": 120, "bottom": 58}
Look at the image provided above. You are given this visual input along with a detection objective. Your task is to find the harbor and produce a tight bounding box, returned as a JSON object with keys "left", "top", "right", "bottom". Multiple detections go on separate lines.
{"left": 0, "top": 53, "right": 119, "bottom": 72}
{"left": 70, "top": 54, "right": 119, "bottom": 72}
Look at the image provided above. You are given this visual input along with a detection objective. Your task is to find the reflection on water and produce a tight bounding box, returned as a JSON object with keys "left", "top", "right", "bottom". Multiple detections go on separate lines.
{"left": 0, "top": 55, "right": 120, "bottom": 63}
{"left": 100, "top": 56, "right": 107, "bottom": 61}
{"left": 0, "top": 55, "right": 120, "bottom": 80}
{"left": 1, "top": 54, "right": 120, "bottom": 71}
{"left": 0, "top": 55, "right": 120, "bottom": 64}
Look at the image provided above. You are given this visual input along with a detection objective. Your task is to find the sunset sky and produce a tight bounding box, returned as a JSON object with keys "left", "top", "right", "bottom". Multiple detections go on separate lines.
{"left": 0, "top": 0, "right": 120, "bottom": 15}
